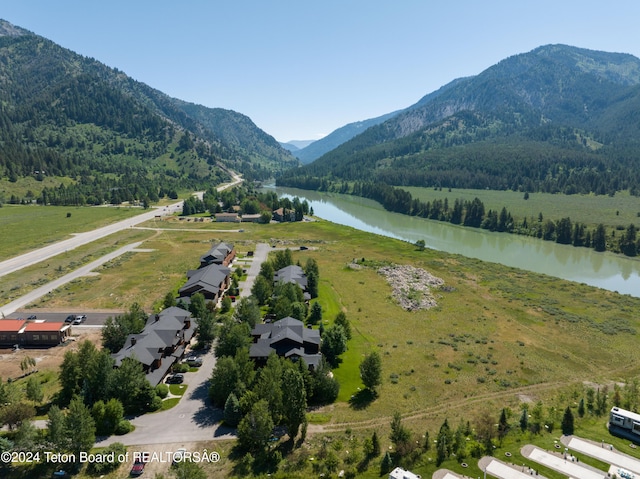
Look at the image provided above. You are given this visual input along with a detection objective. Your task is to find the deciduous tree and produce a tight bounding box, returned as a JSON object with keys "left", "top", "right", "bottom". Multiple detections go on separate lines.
{"left": 360, "top": 351, "right": 382, "bottom": 393}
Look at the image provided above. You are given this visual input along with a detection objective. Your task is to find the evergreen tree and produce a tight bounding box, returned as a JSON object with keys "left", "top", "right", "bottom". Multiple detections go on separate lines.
{"left": 380, "top": 451, "right": 393, "bottom": 475}
{"left": 334, "top": 311, "right": 352, "bottom": 340}
{"left": 390, "top": 411, "right": 412, "bottom": 457}
{"left": 561, "top": 406, "right": 574, "bottom": 435}
{"left": 223, "top": 393, "right": 241, "bottom": 427}
{"left": 593, "top": 224, "right": 607, "bottom": 252}
{"left": 497, "top": 408, "right": 509, "bottom": 443}
{"left": 519, "top": 406, "right": 528, "bottom": 432}
{"left": 237, "top": 400, "right": 274, "bottom": 453}
{"left": 372, "top": 430, "right": 381, "bottom": 457}
{"left": 307, "top": 301, "right": 322, "bottom": 325}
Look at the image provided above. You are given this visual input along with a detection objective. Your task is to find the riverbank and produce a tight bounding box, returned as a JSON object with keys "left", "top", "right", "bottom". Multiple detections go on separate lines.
{"left": 269, "top": 186, "right": 640, "bottom": 297}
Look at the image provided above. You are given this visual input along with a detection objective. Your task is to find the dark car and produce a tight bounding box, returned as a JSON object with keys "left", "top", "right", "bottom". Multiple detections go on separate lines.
{"left": 166, "top": 374, "right": 184, "bottom": 384}
{"left": 130, "top": 459, "right": 146, "bottom": 476}
{"left": 65, "top": 315, "right": 75, "bottom": 323}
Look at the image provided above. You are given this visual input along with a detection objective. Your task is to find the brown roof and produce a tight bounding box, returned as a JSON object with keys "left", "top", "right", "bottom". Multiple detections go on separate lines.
{"left": 23, "top": 322, "right": 66, "bottom": 332}
{"left": 0, "top": 319, "right": 27, "bottom": 332}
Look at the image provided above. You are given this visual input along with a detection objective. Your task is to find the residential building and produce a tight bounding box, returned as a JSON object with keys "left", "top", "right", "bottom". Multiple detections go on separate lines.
{"left": 274, "top": 265, "right": 310, "bottom": 300}
{"left": 249, "top": 316, "right": 321, "bottom": 369}
{"left": 199, "top": 242, "right": 235, "bottom": 268}
{"left": 111, "top": 306, "right": 196, "bottom": 386}
{"left": 214, "top": 212, "right": 241, "bottom": 223}
{"left": 240, "top": 213, "right": 262, "bottom": 223}
{"left": 179, "top": 263, "right": 231, "bottom": 302}
{"left": 272, "top": 207, "right": 295, "bottom": 222}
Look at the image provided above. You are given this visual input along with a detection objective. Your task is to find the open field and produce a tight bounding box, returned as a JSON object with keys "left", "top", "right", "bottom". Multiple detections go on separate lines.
{"left": 0, "top": 228, "right": 154, "bottom": 308}
{"left": 5, "top": 215, "right": 640, "bottom": 477}
{"left": 403, "top": 186, "right": 640, "bottom": 229}
{"left": 25, "top": 216, "right": 640, "bottom": 415}
{"left": 0, "top": 204, "right": 146, "bottom": 260}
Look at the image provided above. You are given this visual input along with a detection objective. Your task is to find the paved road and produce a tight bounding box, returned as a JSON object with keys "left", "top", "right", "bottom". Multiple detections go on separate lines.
{"left": 0, "top": 202, "right": 183, "bottom": 279}
{"left": 0, "top": 242, "right": 148, "bottom": 318}
{"left": 237, "top": 243, "right": 271, "bottom": 299}
{"left": 96, "top": 347, "right": 235, "bottom": 447}
{"left": 0, "top": 172, "right": 243, "bottom": 280}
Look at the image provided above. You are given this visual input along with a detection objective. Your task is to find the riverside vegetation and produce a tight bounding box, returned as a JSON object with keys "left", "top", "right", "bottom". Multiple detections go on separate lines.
{"left": 3, "top": 208, "right": 640, "bottom": 477}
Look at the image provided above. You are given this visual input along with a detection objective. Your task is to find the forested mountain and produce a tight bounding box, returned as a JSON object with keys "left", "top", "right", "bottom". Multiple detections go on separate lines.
{"left": 294, "top": 110, "right": 401, "bottom": 164}
{"left": 0, "top": 20, "right": 297, "bottom": 206}
{"left": 280, "top": 45, "right": 640, "bottom": 196}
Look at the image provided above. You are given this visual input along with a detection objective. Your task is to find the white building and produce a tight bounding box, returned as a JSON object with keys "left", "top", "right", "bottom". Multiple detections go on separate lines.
{"left": 389, "top": 467, "right": 421, "bottom": 479}
{"left": 610, "top": 406, "right": 640, "bottom": 436}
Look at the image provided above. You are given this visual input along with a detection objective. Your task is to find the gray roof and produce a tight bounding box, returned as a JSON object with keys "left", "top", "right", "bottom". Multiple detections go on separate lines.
{"left": 249, "top": 316, "right": 321, "bottom": 367}
{"left": 111, "top": 307, "right": 196, "bottom": 385}
{"left": 200, "top": 242, "right": 234, "bottom": 266}
{"left": 179, "top": 263, "right": 231, "bottom": 297}
{"left": 274, "top": 265, "right": 308, "bottom": 290}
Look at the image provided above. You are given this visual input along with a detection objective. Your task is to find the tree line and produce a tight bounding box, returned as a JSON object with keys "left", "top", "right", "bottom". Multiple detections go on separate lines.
{"left": 278, "top": 177, "right": 640, "bottom": 256}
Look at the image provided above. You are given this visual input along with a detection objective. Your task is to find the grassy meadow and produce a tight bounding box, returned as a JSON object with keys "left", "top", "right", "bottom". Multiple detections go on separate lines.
{"left": 403, "top": 186, "right": 640, "bottom": 229}
{"left": 5, "top": 209, "right": 640, "bottom": 477}
{"left": 0, "top": 204, "right": 145, "bottom": 260}
{"left": 31, "top": 216, "right": 640, "bottom": 417}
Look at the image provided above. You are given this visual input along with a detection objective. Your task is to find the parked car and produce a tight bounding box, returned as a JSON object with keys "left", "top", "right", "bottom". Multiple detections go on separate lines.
{"left": 65, "top": 315, "right": 75, "bottom": 323}
{"left": 52, "top": 471, "right": 69, "bottom": 478}
{"left": 130, "top": 459, "right": 146, "bottom": 476}
{"left": 185, "top": 356, "right": 203, "bottom": 367}
{"left": 166, "top": 374, "right": 184, "bottom": 384}
{"left": 172, "top": 448, "right": 187, "bottom": 465}
{"left": 27, "top": 314, "right": 37, "bottom": 320}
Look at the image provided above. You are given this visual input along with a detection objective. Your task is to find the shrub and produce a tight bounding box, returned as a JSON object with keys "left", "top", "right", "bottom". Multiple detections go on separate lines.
{"left": 115, "top": 420, "right": 133, "bottom": 435}
{"left": 173, "top": 363, "right": 190, "bottom": 373}
{"left": 156, "top": 383, "right": 169, "bottom": 399}
{"left": 87, "top": 442, "right": 126, "bottom": 473}
{"left": 149, "top": 396, "right": 163, "bottom": 411}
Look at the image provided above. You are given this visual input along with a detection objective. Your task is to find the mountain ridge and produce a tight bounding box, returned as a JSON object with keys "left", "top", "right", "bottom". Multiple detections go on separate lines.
{"left": 279, "top": 44, "right": 640, "bottom": 197}
{"left": 0, "top": 19, "right": 297, "bottom": 205}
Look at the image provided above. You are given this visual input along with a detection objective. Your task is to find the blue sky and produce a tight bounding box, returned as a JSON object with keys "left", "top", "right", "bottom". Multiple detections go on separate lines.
{"left": 3, "top": 1, "right": 640, "bottom": 142}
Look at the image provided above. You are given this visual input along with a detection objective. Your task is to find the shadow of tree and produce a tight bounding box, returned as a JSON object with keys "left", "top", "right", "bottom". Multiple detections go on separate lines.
{"left": 191, "top": 379, "right": 219, "bottom": 428}
{"left": 349, "top": 388, "right": 377, "bottom": 410}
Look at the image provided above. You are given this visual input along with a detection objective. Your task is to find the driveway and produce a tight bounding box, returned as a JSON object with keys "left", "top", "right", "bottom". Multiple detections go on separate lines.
{"left": 96, "top": 347, "right": 235, "bottom": 447}
{"left": 237, "top": 242, "right": 270, "bottom": 299}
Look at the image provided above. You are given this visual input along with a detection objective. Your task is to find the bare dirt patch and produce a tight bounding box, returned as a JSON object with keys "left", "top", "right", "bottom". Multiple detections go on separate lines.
{"left": 0, "top": 328, "right": 101, "bottom": 380}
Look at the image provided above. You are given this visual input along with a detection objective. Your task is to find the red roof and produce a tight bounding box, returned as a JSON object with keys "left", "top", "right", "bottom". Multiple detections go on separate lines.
{"left": 0, "top": 319, "right": 27, "bottom": 332}
{"left": 23, "top": 322, "right": 65, "bottom": 332}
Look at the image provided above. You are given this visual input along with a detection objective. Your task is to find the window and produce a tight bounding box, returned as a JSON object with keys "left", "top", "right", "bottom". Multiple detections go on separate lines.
{"left": 32, "top": 334, "right": 39, "bottom": 341}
